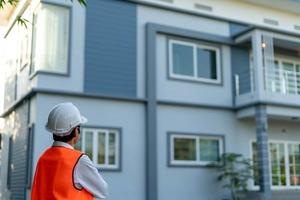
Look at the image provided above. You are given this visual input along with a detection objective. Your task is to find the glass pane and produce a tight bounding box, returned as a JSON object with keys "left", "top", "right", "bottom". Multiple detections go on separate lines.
{"left": 266, "top": 60, "right": 281, "bottom": 93}
{"left": 269, "top": 143, "right": 286, "bottom": 186}
{"left": 282, "top": 62, "right": 296, "bottom": 94}
{"left": 290, "top": 176, "right": 300, "bottom": 186}
{"left": 197, "top": 48, "right": 217, "bottom": 79}
{"left": 98, "top": 132, "right": 105, "bottom": 164}
{"left": 32, "top": 4, "right": 69, "bottom": 74}
{"left": 109, "top": 132, "right": 116, "bottom": 165}
{"left": 272, "top": 176, "right": 279, "bottom": 186}
{"left": 290, "top": 165, "right": 300, "bottom": 176}
{"left": 283, "top": 62, "right": 294, "bottom": 71}
{"left": 280, "top": 176, "right": 286, "bottom": 186}
{"left": 288, "top": 144, "right": 300, "bottom": 185}
{"left": 172, "top": 43, "right": 194, "bottom": 76}
{"left": 174, "top": 138, "right": 196, "bottom": 161}
{"left": 279, "top": 144, "right": 285, "bottom": 165}
{"left": 199, "top": 139, "right": 219, "bottom": 162}
{"left": 85, "top": 131, "right": 93, "bottom": 160}
{"left": 252, "top": 142, "right": 259, "bottom": 186}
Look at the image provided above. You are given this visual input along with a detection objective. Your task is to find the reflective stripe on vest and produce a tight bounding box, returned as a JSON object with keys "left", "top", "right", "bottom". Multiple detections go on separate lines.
{"left": 31, "top": 147, "right": 93, "bottom": 200}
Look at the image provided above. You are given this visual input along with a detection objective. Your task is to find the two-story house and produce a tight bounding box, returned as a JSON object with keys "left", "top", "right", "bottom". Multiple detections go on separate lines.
{"left": 1, "top": 0, "right": 300, "bottom": 199}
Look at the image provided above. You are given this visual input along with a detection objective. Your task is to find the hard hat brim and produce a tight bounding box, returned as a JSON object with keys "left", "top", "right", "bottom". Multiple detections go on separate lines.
{"left": 46, "top": 115, "right": 88, "bottom": 136}
{"left": 80, "top": 116, "right": 88, "bottom": 124}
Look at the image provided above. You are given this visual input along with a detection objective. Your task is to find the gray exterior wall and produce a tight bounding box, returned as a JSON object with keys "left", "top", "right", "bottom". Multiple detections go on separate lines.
{"left": 137, "top": 5, "right": 233, "bottom": 107}
{"left": 231, "top": 46, "right": 251, "bottom": 95}
{"left": 5, "top": 101, "right": 30, "bottom": 200}
{"left": 34, "top": 0, "right": 86, "bottom": 93}
{"left": 3, "top": 1, "right": 300, "bottom": 200}
{"left": 157, "top": 105, "right": 256, "bottom": 200}
{"left": 137, "top": 5, "right": 231, "bottom": 99}
{"left": 4, "top": 74, "right": 16, "bottom": 110}
{"left": 229, "top": 22, "right": 250, "bottom": 36}
{"left": 3, "top": 24, "right": 18, "bottom": 110}
{"left": 84, "top": 0, "right": 137, "bottom": 97}
{"left": 32, "top": 94, "right": 145, "bottom": 200}
{"left": 0, "top": 133, "right": 10, "bottom": 200}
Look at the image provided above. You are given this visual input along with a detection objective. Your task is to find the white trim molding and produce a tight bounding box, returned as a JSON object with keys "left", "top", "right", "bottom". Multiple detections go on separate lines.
{"left": 77, "top": 127, "right": 120, "bottom": 170}
{"left": 168, "top": 39, "right": 221, "bottom": 84}
{"left": 170, "top": 133, "right": 223, "bottom": 166}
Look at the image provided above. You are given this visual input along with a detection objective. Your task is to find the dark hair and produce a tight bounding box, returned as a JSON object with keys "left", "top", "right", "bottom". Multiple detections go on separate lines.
{"left": 53, "top": 126, "right": 78, "bottom": 142}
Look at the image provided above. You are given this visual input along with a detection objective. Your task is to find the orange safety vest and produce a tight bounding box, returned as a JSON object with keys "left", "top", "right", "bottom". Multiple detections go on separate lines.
{"left": 31, "top": 146, "right": 93, "bottom": 200}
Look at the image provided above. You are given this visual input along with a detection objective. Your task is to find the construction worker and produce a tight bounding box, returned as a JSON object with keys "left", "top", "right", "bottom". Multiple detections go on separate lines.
{"left": 31, "top": 102, "right": 108, "bottom": 200}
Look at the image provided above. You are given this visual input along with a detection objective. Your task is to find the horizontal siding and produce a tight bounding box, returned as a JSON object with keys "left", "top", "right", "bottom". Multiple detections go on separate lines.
{"left": 84, "top": 0, "right": 137, "bottom": 97}
{"left": 8, "top": 102, "right": 29, "bottom": 200}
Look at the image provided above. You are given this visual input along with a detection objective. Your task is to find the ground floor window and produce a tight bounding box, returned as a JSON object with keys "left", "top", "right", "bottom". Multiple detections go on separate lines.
{"left": 75, "top": 127, "right": 120, "bottom": 170}
{"left": 170, "top": 133, "right": 223, "bottom": 166}
{"left": 252, "top": 141, "right": 300, "bottom": 188}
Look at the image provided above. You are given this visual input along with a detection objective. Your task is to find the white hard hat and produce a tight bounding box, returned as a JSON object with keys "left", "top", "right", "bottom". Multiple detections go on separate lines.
{"left": 45, "top": 102, "right": 87, "bottom": 136}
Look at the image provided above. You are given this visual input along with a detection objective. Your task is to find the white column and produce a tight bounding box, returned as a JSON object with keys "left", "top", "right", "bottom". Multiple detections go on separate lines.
{"left": 251, "top": 30, "right": 265, "bottom": 100}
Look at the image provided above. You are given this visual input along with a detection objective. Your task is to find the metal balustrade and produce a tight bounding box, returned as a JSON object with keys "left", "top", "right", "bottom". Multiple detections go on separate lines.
{"left": 265, "top": 68, "right": 300, "bottom": 95}
{"left": 235, "top": 65, "right": 300, "bottom": 96}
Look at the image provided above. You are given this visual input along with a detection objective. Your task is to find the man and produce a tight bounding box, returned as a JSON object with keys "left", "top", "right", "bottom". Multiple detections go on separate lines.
{"left": 31, "top": 102, "right": 108, "bottom": 200}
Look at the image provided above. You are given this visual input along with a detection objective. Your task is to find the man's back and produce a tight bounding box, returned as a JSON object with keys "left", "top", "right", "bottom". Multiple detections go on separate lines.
{"left": 31, "top": 147, "right": 93, "bottom": 200}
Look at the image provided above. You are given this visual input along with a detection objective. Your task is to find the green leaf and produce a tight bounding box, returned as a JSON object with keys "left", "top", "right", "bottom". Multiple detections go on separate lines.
{"left": 215, "top": 153, "right": 254, "bottom": 200}
{"left": 70, "top": 0, "right": 86, "bottom": 6}
{"left": 16, "top": 16, "right": 29, "bottom": 28}
{"left": 8, "top": 0, "right": 19, "bottom": 6}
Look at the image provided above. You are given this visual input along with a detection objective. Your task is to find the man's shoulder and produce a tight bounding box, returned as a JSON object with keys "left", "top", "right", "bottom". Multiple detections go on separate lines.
{"left": 78, "top": 154, "right": 93, "bottom": 164}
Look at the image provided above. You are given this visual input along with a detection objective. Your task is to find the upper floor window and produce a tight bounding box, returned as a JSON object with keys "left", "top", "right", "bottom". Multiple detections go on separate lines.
{"left": 75, "top": 127, "right": 120, "bottom": 170}
{"left": 169, "top": 39, "right": 221, "bottom": 84}
{"left": 31, "top": 4, "right": 70, "bottom": 74}
{"left": 170, "top": 133, "right": 223, "bottom": 166}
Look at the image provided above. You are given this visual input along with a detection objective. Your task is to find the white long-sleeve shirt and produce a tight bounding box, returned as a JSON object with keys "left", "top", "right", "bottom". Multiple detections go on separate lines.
{"left": 52, "top": 141, "right": 108, "bottom": 199}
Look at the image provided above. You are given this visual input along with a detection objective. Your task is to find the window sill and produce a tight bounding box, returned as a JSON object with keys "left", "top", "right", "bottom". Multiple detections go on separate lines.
{"left": 96, "top": 166, "right": 121, "bottom": 172}
{"left": 29, "top": 70, "right": 69, "bottom": 80}
{"left": 168, "top": 161, "right": 222, "bottom": 168}
{"left": 168, "top": 74, "right": 222, "bottom": 85}
{"left": 249, "top": 186, "right": 300, "bottom": 191}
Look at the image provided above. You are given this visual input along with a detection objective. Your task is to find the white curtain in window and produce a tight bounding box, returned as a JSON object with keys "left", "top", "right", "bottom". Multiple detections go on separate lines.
{"left": 33, "top": 4, "right": 69, "bottom": 73}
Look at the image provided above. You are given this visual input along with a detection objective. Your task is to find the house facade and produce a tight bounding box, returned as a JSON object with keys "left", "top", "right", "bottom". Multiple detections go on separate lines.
{"left": 1, "top": 0, "right": 300, "bottom": 199}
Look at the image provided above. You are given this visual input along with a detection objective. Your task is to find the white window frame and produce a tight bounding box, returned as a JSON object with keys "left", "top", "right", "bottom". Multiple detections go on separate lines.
{"left": 273, "top": 56, "right": 300, "bottom": 95}
{"left": 168, "top": 39, "right": 221, "bottom": 84}
{"left": 250, "top": 139, "right": 300, "bottom": 190}
{"left": 30, "top": 3, "right": 70, "bottom": 75}
{"left": 79, "top": 128, "right": 120, "bottom": 170}
{"left": 170, "top": 134, "right": 223, "bottom": 166}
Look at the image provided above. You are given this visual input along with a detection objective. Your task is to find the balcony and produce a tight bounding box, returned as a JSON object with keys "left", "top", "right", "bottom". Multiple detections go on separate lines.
{"left": 233, "top": 29, "right": 300, "bottom": 118}
{"left": 265, "top": 61, "right": 300, "bottom": 95}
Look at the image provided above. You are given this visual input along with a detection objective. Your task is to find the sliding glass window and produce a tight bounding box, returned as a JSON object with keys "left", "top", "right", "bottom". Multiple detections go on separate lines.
{"left": 31, "top": 4, "right": 70, "bottom": 74}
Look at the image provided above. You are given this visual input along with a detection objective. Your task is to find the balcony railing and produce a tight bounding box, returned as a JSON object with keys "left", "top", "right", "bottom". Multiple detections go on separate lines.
{"left": 265, "top": 68, "right": 300, "bottom": 95}
{"left": 235, "top": 66, "right": 300, "bottom": 96}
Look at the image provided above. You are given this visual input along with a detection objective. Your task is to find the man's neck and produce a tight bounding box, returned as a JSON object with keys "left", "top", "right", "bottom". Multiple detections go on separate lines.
{"left": 67, "top": 141, "right": 74, "bottom": 146}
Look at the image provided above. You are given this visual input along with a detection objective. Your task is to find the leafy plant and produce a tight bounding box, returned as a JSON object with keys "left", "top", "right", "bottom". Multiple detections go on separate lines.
{"left": 215, "top": 153, "right": 254, "bottom": 200}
